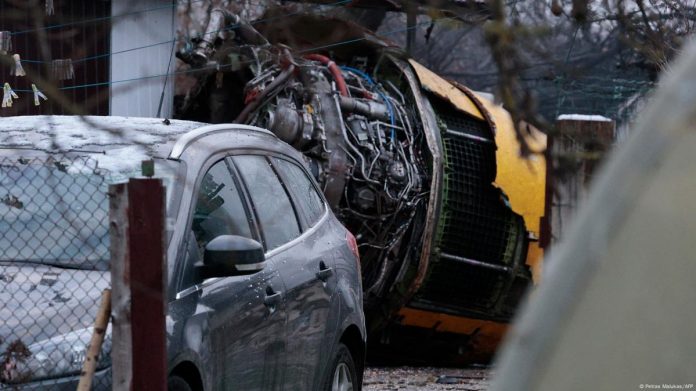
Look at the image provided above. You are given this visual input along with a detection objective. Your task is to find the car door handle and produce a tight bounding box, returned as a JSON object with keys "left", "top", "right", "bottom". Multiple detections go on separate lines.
{"left": 264, "top": 289, "right": 282, "bottom": 307}
{"left": 316, "top": 261, "right": 334, "bottom": 282}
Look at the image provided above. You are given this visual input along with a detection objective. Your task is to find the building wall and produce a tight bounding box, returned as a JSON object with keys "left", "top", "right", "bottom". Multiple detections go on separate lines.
{"left": 110, "top": 0, "right": 175, "bottom": 118}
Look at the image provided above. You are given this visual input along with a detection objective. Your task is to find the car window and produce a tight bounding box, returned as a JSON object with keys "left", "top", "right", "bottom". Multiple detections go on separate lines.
{"left": 233, "top": 155, "right": 301, "bottom": 251}
{"left": 271, "top": 157, "right": 326, "bottom": 228}
{"left": 191, "top": 159, "right": 253, "bottom": 253}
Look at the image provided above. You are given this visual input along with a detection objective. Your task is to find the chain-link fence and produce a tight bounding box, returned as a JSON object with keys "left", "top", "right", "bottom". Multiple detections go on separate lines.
{"left": 1, "top": 155, "right": 112, "bottom": 390}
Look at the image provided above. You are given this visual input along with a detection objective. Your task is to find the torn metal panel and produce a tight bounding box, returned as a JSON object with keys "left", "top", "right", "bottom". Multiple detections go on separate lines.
{"left": 385, "top": 55, "right": 442, "bottom": 311}
{"left": 483, "top": 103, "right": 547, "bottom": 281}
{"left": 446, "top": 84, "right": 547, "bottom": 281}
{"left": 404, "top": 88, "right": 532, "bottom": 321}
{"left": 408, "top": 60, "right": 485, "bottom": 121}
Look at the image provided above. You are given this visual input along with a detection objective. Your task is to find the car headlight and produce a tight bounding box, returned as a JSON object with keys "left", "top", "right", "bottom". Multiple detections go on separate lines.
{"left": 4, "top": 326, "right": 111, "bottom": 384}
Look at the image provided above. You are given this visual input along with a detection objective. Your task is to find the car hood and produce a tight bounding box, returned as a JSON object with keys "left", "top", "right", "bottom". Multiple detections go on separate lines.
{"left": 0, "top": 263, "right": 110, "bottom": 353}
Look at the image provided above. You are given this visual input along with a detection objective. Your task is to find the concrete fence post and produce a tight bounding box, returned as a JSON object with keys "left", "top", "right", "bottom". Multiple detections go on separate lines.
{"left": 548, "top": 115, "right": 615, "bottom": 243}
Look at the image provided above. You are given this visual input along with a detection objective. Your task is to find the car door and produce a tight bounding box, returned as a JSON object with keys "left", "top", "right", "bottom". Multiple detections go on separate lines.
{"left": 233, "top": 154, "right": 338, "bottom": 389}
{"left": 172, "top": 158, "right": 287, "bottom": 391}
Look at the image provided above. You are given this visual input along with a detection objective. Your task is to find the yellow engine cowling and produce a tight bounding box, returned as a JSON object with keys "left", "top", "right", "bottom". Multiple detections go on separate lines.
{"left": 395, "top": 60, "right": 547, "bottom": 362}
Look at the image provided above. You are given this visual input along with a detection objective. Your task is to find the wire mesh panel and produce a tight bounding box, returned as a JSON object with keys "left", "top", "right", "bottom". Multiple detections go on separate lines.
{"left": 0, "top": 155, "right": 112, "bottom": 390}
{"left": 411, "top": 97, "right": 530, "bottom": 320}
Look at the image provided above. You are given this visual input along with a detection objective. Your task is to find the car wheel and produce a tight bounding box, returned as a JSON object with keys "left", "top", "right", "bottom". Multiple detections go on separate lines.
{"left": 324, "top": 342, "right": 359, "bottom": 391}
{"left": 168, "top": 375, "right": 193, "bottom": 391}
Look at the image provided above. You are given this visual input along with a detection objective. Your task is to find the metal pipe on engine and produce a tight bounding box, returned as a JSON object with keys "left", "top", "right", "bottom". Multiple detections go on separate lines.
{"left": 338, "top": 96, "right": 391, "bottom": 122}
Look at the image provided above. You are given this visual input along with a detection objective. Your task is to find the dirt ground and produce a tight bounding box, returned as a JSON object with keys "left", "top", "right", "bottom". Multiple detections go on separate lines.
{"left": 363, "top": 367, "right": 490, "bottom": 391}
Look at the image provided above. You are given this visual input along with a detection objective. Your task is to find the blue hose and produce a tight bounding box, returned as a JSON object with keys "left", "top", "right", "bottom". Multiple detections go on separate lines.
{"left": 340, "top": 66, "right": 375, "bottom": 86}
{"left": 340, "top": 66, "right": 397, "bottom": 140}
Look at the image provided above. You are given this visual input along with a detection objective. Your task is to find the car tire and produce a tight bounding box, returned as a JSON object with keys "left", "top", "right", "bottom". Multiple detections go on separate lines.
{"left": 323, "top": 342, "right": 359, "bottom": 391}
{"left": 168, "top": 375, "right": 193, "bottom": 391}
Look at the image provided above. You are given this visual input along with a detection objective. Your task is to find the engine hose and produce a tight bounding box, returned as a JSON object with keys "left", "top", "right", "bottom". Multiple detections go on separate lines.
{"left": 304, "top": 54, "right": 349, "bottom": 97}
{"left": 234, "top": 49, "right": 295, "bottom": 124}
{"left": 341, "top": 66, "right": 396, "bottom": 128}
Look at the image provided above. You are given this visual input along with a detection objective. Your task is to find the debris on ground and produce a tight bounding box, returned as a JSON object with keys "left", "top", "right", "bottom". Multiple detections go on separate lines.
{"left": 363, "top": 367, "right": 490, "bottom": 390}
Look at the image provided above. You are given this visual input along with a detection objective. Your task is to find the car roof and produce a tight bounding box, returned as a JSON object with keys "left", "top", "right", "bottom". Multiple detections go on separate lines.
{"left": 168, "top": 123, "right": 276, "bottom": 159}
{"left": 0, "top": 115, "right": 204, "bottom": 154}
{"left": 0, "top": 115, "right": 289, "bottom": 172}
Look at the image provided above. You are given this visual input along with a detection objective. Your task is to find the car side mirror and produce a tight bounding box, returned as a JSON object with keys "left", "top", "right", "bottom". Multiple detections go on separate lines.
{"left": 200, "top": 235, "right": 266, "bottom": 278}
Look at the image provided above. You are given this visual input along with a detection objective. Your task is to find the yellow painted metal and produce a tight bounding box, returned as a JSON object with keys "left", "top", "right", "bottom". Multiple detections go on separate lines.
{"left": 474, "top": 93, "right": 547, "bottom": 281}
{"left": 408, "top": 59, "right": 546, "bottom": 278}
{"left": 397, "top": 68, "right": 547, "bottom": 357}
{"left": 408, "top": 59, "right": 485, "bottom": 120}
{"left": 398, "top": 307, "right": 508, "bottom": 360}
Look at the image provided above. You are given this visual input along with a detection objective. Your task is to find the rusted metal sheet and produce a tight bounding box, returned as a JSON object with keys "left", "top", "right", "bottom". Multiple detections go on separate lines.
{"left": 110, "top": 178, "right": 167, "bottom": 391}
{"left": 128, "top": 178, "right": 167, "bottom": 391}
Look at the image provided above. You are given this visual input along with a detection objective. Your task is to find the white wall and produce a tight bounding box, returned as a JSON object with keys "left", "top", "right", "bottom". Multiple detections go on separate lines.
{"left": 110, "top": 0, "right": 175, "bottom": 118}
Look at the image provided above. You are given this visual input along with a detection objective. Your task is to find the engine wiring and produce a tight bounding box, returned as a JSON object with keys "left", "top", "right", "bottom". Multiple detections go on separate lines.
{"left": 210, "top": 42, "right": 428, "bottom": 298}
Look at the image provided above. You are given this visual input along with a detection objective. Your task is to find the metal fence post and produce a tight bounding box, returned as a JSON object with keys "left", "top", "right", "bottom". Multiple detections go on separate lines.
{"left": 110, "top": 178, "right": 167, "bottom": 391}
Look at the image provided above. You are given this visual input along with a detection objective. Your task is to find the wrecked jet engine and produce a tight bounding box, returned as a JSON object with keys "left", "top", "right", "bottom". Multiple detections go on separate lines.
{"left": 176, "top": 9, "right": 542, "bottom": 361}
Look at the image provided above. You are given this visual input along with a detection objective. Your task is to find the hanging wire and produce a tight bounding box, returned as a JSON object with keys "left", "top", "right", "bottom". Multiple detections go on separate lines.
{"left": 10, "top": 0, "right": 208, "bottom": 36}
{"left": 4, "top": 3, "right": 656, "bottom": 120}
{"left": 156, "top": 39, "right": 176, "bottom": 118}
{"left": 18, "top": 0, "right": 353, "bottom": 64}
{"left": 10, "top": 10, "right": 453, "bottom": 94}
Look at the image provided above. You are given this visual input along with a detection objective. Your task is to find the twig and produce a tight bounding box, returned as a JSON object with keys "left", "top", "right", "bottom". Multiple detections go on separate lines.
{"left": 76, "top": 289, "right": 112, "bottom": 391}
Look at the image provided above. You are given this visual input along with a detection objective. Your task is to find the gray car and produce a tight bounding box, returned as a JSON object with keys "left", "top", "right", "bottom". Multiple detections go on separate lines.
{"left": 0, "top": 116, "right": 366, "bottom": 391}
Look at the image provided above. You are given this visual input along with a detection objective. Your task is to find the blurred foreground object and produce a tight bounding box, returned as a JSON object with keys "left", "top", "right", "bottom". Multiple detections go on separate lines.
{"left": 491, "top": 38, "right": 696, "bottom": 391}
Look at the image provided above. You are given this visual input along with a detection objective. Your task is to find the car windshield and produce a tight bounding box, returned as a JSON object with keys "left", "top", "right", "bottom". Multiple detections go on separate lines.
{"left": 0, "top": 155, "right": 183, "bottom": 271}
